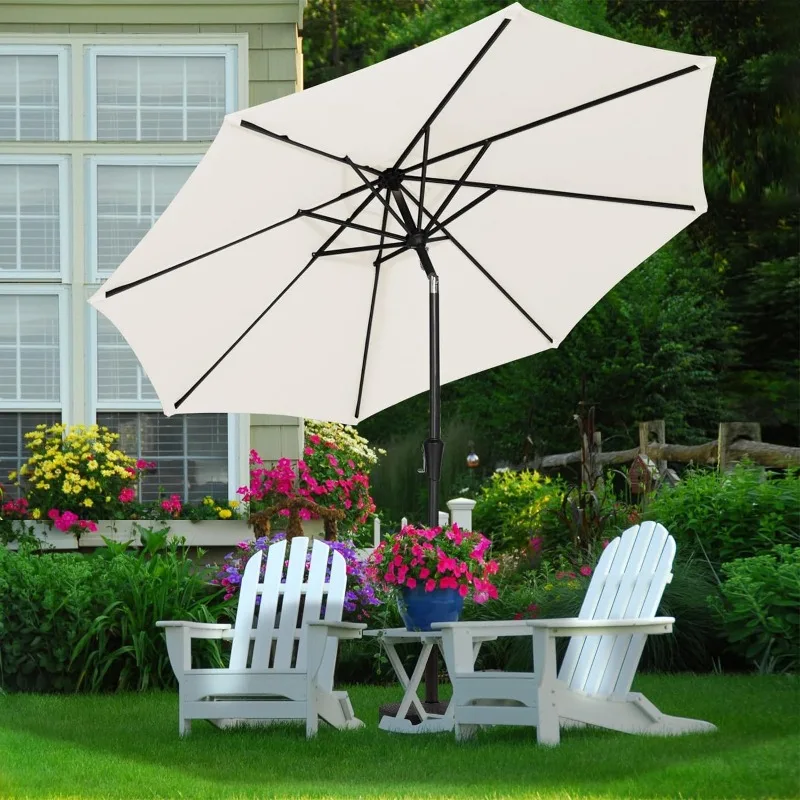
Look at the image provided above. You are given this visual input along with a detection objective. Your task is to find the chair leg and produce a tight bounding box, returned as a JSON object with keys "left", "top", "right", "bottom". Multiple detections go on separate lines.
{"left": 535, "top": 688, "right": 560, "bottom": 746}
{"left": 455, "top": 722, "right": 477, "bottom": 741}
{"left": 306, "top": 689, "right": 319, "bottom": 738}
{"left": 179, "top": 717, "right": 192, "bottom": 736}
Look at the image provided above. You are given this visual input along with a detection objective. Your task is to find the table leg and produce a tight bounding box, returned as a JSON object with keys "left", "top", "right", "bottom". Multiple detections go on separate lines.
{"left": 382, "top": 642, "right": 429, "bottom": 722}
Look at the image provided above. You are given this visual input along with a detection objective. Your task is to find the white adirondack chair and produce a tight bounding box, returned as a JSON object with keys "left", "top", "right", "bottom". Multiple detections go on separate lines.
{"left": 156, "top": 536, "right": 365, "bottom": 737}
{"left": 434, "top": 521, "right": 716, "bottom": 745}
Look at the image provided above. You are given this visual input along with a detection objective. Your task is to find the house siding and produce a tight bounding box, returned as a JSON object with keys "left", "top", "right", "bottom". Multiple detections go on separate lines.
{"left": 0, "top": 0, "right": 306, "bottom": 467}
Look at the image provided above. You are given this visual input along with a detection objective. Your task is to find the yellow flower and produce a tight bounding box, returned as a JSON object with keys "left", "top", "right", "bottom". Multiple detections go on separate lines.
{"left": 83, "top": 498, "right": 93, "bottom": 508}
{"left": 203, "top": 496, "right": 214, "bottom": 506}
{"left": 544, "top": 583, "right": 554, "bottom": 591}
{"left": 31, "top": 508, "right": 41, "bottom": 519}
{"left": 8, "top": 471, "right": 16, "bottom": 481}
{"left": 228, "top": 500, "right": 239, "bottom": 509}
{"left": 218, "top": 508, "right": 232, "bottom": 519}
{"left": 105, "top": 496, "right": 111, "bottom": 503}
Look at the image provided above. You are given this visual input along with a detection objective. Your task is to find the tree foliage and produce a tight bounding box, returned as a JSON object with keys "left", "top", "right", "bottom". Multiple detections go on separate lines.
{"left": 301, "top": 0, "right": 798, "bottom": 513}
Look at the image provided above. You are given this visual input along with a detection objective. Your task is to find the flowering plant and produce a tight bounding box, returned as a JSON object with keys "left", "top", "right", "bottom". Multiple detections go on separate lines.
{"left": 239, "top": 448, "right": 376, "bottom": 542}
{"left": 367, "top": 523, "right": 499, "bottom": 603}
{"left": 212, "top": 533, "right": 380, "bottom": 622}
{"left": 9, "top": 424, "right": 154, "bottom": 536}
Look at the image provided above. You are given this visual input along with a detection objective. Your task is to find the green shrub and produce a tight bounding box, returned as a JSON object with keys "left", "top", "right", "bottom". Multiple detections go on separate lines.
{"left": 472, "top": 470, "right": 567, "bottom": 553}
{"left": 644, "top": 464, "right": 800, "bottom": 564}
{"left": 710, "top": 545, "right": 800, "bottom": 673}
{"left": 0, "top": 545, "right": 111, "bottom": 692}
{"left": 0, "top": 527, "right": 228, "bottom": 693}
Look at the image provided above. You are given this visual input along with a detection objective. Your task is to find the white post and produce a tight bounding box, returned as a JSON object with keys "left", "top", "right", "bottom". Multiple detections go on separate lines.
{"left": 447, "top": 497, "right": 477, "bottom": 531}
{"left": 401, "top": 516, "right": 408, "bottom": 529}
{"left": 438, "top": 510, "right": 449, "bottom": 527}
{"left": 373, "top": 516, "right": 381, "bottom": 548}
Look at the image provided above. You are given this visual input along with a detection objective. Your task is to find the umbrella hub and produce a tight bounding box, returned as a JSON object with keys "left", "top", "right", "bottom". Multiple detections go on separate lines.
{"left": 377, "top": 167, "right": 404, "bottom": 191}
{"left": 406, "top": 232, "right": 427, "bottom": 248}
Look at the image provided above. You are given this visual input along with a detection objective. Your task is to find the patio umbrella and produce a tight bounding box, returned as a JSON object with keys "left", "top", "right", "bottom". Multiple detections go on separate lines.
{"left": 89, "top": 2, "right": 714, "bottom": 531}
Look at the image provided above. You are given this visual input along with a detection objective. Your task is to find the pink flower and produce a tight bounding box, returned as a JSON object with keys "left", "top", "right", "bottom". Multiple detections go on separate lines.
{"left": 425, "top": 579, "right": 437, "bottom": 593}
{"left": 406, "top": 577, "right": 417, "bottom": 590}
{"left": 118, "top": 487, "right": 135, "bottom": 503}
{"left": 419, "top": 567, "right": 430, "bottom": 579}
{"left": 601, "top": 539, "right": 610, "bottom": 549}
{"left": 529, "top": 536, "right": 543, "bottom": 553}
{"left": 579, "top": 565, "right": 592, "bottom": 577}
{"left": 304, "top": 446, "right": 314, "bottom": 455}
{"left": 458, "top": 584, "right": 469, "bottom": 598}
{"left": 47, "top": 508, "right": 60, "bottom": 521}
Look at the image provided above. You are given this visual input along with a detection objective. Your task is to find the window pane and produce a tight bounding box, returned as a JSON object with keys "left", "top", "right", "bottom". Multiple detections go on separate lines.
{"left": 95, "top": 163, "right": 193, "bottom": 275}
{"left": 0, "top": 411, "right": 61, "bottom": 493}
{"left": 0, "top": 295, "right": 60, "bottom": 402}
{"left": 0, "top": 54, "right": 60, "bottom": 142}
{"left": 96, "top": 314, "right": 156, "bottom": 402}
{"left": 97, "top": 412, "right": 228, "bottom": 501}
{"left": 0, "top": 164, "right": 60, "bottom": 274}
{"left": 95, "top": 54, "right": 227, "bottom": 142}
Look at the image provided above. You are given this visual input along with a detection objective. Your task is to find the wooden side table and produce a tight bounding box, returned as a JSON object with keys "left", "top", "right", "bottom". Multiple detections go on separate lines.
{"left": 365, "top": 627, "right": 493, "bottom": 734}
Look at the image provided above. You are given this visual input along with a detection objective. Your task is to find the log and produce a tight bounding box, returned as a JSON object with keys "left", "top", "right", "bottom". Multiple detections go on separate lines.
{"left": 531, "top": 439, "right": 799, "bottom": 471}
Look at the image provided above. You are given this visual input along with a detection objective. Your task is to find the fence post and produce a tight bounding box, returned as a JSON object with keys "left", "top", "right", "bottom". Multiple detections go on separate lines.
{"left": 718, "top": 422, "right": 762, "bottom": 472}
{"left": 438, "top": 510, "right": 449, "bottom": 527}
{"left": 447, "top": 497, "right": 477, "bottom": 531}
{"left": 373, "top": 516, "right": 381, "bottom": 548}
{"left": 639, "top": 420, "right": 667, "bottom": 473}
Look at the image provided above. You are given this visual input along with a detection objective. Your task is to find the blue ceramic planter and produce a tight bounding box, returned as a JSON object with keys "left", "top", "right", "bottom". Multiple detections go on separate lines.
{"left": 398, "top": 586, "right": 465, "bottom": 632}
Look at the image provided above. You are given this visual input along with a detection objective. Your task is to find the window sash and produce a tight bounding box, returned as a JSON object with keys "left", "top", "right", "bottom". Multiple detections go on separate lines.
{"left": 86, "top": 156, "right": 198, "bottom": 282}
{"left": 0, "top": 289, "right": 66, "bottom": 408}
{"left": 86, "top": 45, "right": 237, "bottom": 142}
{"left": 0, "top": 46, "right": 69, "bottom": 141}
{"left": 0, "top": 410, "right": 61, "bottom": 493}
{"left": 96, "top": 411, "right": 230, "bottom": 502}
{"left": 0, "top": 156, "right": 69, "bottom": 280}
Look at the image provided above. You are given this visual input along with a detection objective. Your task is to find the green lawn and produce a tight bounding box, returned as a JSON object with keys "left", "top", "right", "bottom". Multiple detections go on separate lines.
{"left": 0, "top": 675, "right": 797, "bottom": 800}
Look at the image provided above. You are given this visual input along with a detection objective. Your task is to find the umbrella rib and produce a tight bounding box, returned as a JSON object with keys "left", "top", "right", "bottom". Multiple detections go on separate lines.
{"left": 375, "top": 245, "right": 410, "bottom": 265}
{"left": 104, "top": 181, "right": 376, "bottom": 299}
{"left": 304, "top": 211, "right": 407, "bottom": 241}
{"left": 405, "top": 175, "right": 695, "bottom": 211}
{"left": 355, "top": 189, "right": 391, "bottom": 419}
{"left": 401, "top": 64, "right": 701, "bottom": 174}
{"left": 393, "top": 16, "right": 512, "bottom": 169}
{"left": 417, "top": 127, "right": 430, "bottom": 230}
{"left": 423, "top": 142, "right": 491, "bottom": 233}
{"left": 315, "top": 241, "right": 405, "bottom": 257}
{"left": 428, "top": 187, "right": 498, "bottom": 233}
{"left": 345, "top": 157, "right": 408, "bottom": 230}
{"left": 398, "top": 183, "right": 553, "bottom": 345}
{"left": 173, "top": 191, "right": 379, "bottom": 411}
{"left": 239, "top": 119, "right": 381, "bottom": 175}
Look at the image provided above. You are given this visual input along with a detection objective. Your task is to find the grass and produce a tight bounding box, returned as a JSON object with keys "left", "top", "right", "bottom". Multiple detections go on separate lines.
{"left": 0, "top": 675, "right": 798, "bottom": 800}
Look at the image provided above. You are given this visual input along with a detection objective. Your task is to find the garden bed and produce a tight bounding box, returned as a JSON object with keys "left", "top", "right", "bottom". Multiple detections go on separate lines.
{"left": 6, "top": 518, "right": 326, "bottom": 550}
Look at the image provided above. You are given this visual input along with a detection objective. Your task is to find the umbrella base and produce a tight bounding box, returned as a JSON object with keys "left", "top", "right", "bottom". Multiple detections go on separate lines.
{"left": 378, "top": 701, "right": 449, "bottom": 725}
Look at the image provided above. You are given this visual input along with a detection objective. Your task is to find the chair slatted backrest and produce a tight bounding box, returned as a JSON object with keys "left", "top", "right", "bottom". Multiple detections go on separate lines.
{"left": 228, "top": 537, "right": 347, "bottom": 672}
{"left": 558, "top": 522, "right": 675, "bottom": 696}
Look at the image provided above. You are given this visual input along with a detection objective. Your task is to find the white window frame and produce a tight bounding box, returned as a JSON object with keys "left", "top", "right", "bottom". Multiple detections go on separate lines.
{"left": 0, "top": 283, "right": 70, "bottom": 416}
{"left": 85, "top": 44, "right": 238, "bottom": 141}
{"left": 85, "top": 154, "right": 200, "bottom": 284}
{"left": 0, "top": 44, "right": 70, "bottom": 141}
{"left": 87, "top": 308, "right": 245, "bottom": 497}
{"left": 0, "top": 155, "right": 71, "bottom": 283}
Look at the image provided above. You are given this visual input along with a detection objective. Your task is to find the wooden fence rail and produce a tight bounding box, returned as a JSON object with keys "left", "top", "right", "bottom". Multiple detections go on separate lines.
{"left": 527, "top": 421, "right": 800, "bottom": 476}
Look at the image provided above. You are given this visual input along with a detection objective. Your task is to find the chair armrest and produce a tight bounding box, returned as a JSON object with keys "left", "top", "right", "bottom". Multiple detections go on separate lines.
{"left": 307, "top": 620, "right": 366, "bottom": 640}
{"left": 528, "top": 617, "right": 675, "bottom": 637}
{"left": 156, "top": 620, "right": 231, "bottom": 639}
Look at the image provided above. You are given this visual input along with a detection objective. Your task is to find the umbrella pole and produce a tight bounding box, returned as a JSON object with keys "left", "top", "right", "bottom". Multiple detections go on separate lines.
{"left": 424, "top": 270, "right": 444, "bottom": 706}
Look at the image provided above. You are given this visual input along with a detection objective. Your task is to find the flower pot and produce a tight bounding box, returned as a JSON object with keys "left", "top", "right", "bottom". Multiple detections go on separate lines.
{"left": 398, "top": 586, "right": 464, "bottom": 632}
